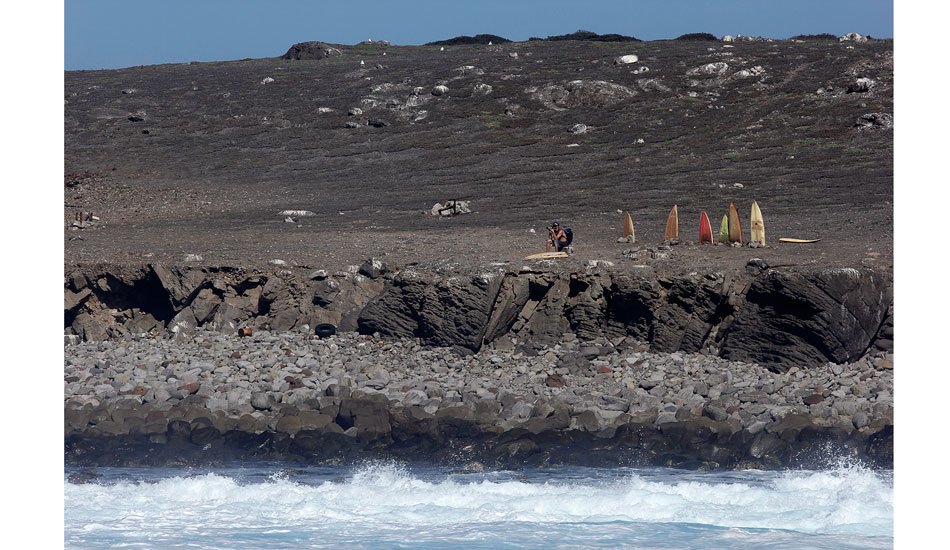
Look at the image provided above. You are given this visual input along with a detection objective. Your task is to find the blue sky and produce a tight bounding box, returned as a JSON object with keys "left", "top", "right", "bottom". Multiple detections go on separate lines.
{"left": 65, "top": 0, "right": 893, "bottom": 70}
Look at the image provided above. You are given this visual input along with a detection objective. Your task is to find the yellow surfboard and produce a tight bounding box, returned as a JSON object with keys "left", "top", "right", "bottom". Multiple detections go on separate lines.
{"left": 623, "top": 212, "right": 635, "bottom": 241}
{"left": 750, "top": 201, "right": 765, "bottom": 246}
{"left": 727, "top": 202, "right": 742, "bottom": 243}
{"left": 779, "top": 238, "right": 821, "bottom": 243}
{"left": 525, "top": 252, "right": 569, "bottom": 260}
{"left": 718, "top": 214, "right": 729, "bottom": 243}
{"left": 664, "top": 205, "right": 678, "bottom": 241}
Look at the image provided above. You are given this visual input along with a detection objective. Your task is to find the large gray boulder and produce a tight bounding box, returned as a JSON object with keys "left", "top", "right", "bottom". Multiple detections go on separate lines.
{"left": 282, "top": 41, "right": 343, "bottom": 60}
{"left": 530, "top": 80, "right": 636, "bottom": 110}
{"left": 150, "top": 264, "right": 204, "bottom": 310}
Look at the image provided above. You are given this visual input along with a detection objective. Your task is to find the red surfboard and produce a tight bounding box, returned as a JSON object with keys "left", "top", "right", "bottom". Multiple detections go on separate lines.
{"left": 727, "top": 202, "right": 743, "bottom": 243}
{"left": 699, "top": 212, "right": 712, "bottom": 244}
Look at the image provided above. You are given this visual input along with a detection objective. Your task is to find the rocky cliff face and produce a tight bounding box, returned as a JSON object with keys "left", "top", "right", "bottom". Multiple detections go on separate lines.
{"left": 65, "top": 260, "right": 890, "bottom": 371}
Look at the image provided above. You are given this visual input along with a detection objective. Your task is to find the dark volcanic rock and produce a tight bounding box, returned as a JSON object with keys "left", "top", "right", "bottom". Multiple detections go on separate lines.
{"left": 531, "top": 30, "right": 641, "bottom": 42}
{"left": 357, "top": 271, "right": 503, "bottom": 350}
{"left": 282, "top": 41, "right": 342, "bottom": 60}
{"left": 720, "top": 268, "right": 888, "bottom": 370}
{"left": 427, "top": 34, "right": 511, "bottom": 46}
{"left": 675, "top": 33, "right": 719, "bottom": 41}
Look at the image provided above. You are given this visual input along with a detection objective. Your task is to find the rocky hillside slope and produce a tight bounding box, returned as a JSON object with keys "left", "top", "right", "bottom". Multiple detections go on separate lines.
{"left": 65, "top": 36, "right": 893, "bottom": 273}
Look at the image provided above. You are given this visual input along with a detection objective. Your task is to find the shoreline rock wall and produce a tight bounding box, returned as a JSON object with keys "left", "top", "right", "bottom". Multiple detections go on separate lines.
{"left": 65, "top": 260, "right": 892, "bottom": 371}
{"left": 64, "top": 330, "right": 893, "bottom": 470}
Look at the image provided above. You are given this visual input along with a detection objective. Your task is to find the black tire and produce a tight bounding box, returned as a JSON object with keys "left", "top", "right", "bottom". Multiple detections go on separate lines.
{"left": 315, "top": 323, "right": 337, "bottom": 338}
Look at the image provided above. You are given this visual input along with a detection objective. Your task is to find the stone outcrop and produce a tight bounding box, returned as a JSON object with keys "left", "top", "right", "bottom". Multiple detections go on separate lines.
{"left": 357, "top": 270, "right": 504, "bottom": 351}
{"left": 528, "top": 80, "right": 637, "bottom": 111}
{"left": 282, "top": 41, "right": 343, "bottom": 60}
{"left": 719, "top": 267, "right": 889, "bottom": 367}
{"left": 65, "top": 262, "right": 890, "bottom": 370}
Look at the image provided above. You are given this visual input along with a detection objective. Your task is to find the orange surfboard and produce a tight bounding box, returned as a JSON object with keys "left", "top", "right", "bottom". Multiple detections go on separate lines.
{"left": 664, "top": 205, "right": 678, "bottom": 241}
{"left": 727, "top": 202, "right": 742, "bottom": 243}
{"left": 699, "top": 212, "right": 712, "bottom": 244}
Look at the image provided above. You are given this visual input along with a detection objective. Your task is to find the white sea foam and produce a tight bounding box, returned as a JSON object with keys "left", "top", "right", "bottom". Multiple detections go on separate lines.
{"left": 65, "top": 462, "right": 892, "bottom": 549}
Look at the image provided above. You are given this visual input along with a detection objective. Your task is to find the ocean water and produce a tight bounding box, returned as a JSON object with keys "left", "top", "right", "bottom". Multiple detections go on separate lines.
{"left": 64, "top": 461, "right": 893, "bottom": 549}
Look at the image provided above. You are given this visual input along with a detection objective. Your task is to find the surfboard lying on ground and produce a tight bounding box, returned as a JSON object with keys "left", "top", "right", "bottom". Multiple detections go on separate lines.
{"left": 778, "top": 238, "right": 822, "bottom": 243}
{"left": 623, "top": 212, "right": 635, "bottom": 241}
{"left": 699, "top": 211, "right": 713, "bottom": 244}
{"left": 750, "top": 201, "right": 765, "bottom": 246}
{"left": 719, "top": 214, "right": 729, "bottom": 243}
{"left": 727, "top": 202, "right": 742, "bottom": 243}
{"left": 525, "top": 252, "right": 569, "bottom": 260}
{"left": 664, "top": 205, "right": 678, "bottom": 241}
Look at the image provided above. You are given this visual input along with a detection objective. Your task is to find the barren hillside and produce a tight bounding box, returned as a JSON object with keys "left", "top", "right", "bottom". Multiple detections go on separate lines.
{"left": 64, "top": 37, "right": 893, "bottom": 275}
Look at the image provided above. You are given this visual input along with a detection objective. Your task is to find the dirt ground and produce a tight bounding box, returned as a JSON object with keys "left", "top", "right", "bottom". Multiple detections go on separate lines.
{"left": 64, "top": 38, "right": 893, "bottom": 277}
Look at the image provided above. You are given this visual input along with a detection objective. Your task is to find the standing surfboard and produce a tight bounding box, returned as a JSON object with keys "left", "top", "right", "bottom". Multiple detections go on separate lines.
{"left": 664, "top": 205, "right": 678, "bottom": 242}
{"left": 719, "top": 214, "right": 729, "bottom": 243}
{"left": 750, "top": 201, "right": 765, "bottom": 246}
{"left": 623, "top": 212, "right": 635, "bottom": 241}
{"left": 727, "top": 202, "right": 742, "bottom": 243}
{"left": 699, "top": 212, "right": 713, "bottom": 244}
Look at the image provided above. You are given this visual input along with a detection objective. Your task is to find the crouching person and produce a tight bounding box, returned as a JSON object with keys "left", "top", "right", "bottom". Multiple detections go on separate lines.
{"left": 547, "top": 221, "right": 568, "bottom": 252}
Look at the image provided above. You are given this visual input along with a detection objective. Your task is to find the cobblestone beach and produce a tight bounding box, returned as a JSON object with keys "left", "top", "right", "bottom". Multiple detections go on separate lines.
{"left": 64, "top": 327, "right": 893, "bottom": 469}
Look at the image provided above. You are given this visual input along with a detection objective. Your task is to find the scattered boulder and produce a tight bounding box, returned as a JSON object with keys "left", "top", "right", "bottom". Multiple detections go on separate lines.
{"left": 637, "top": 79, "right": 671, "bottom": 93}
{"left": 282, "top": 41, "right": 343, "bottom": 60}
{"left": 568, "top": 123, "right": 588, "bottom": 134}
{"left": 687, "top": 62, "right": 729, "bottom": 77}
{"left": 530, "top": 80, "right": 636, "bottom": 110}
{"left": 732, "top": 66, "right": 765, "bottom": 79}
{"left": 847, "top": 78, "right": 874, "bottom": 93}
{"left": 614, "top": 55, "right": 639, "bottom": 65}
{"left": 855, "top": 112, "right": 893, "bottom": 130}
{"left": 432, "top": 85, "right": 449, "bottom": 96}
{"left": 722, "top": 35, "right": 767, "bottom": 43}
{"left": 358, "top": 258, "right": 387, "bottom": 279}
{"left": 839, "top": 33, "right": 869, "bottom": 43}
